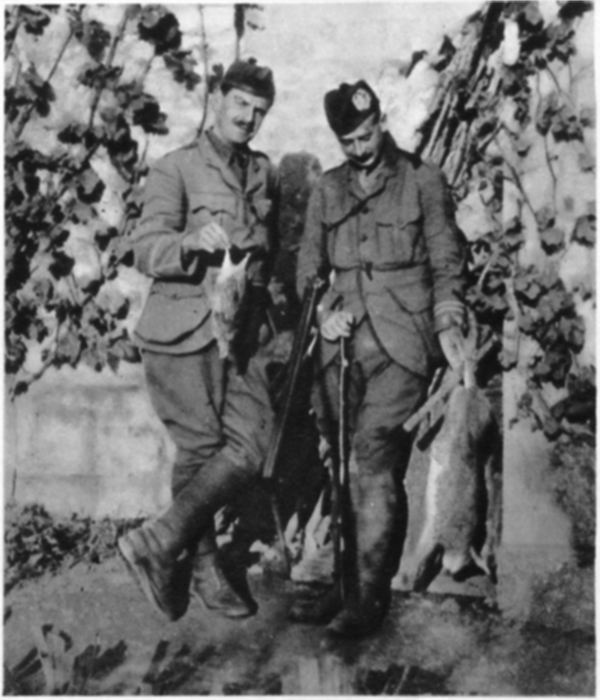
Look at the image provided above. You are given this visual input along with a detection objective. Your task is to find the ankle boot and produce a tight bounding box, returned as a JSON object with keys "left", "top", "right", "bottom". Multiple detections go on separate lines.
{"left": 118, "top": 519, "right": 193, "bottom": 621}
{"left": 191, "top": 530, "right": 256, "bottom": 618}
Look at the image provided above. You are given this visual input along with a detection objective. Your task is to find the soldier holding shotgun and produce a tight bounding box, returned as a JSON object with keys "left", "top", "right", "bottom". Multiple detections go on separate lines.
{"left": 291, "top": 80, "right": 468, "bottom": 637}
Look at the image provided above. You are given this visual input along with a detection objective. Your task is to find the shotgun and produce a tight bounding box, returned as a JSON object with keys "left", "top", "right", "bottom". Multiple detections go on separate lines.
{"left": 331, "top": 336, "right": 350, "bottom": 600}
{"left": 262, "top": 275, "right": 325, "bottom": 481}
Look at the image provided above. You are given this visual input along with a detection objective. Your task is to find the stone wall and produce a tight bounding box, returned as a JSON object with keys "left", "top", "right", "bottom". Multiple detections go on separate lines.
{"left": 4, "top": 363, "right": 173, "bottom": 519}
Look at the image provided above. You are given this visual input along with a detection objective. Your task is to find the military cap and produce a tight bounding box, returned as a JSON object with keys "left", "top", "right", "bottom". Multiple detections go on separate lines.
{"left": 221, "top": 58, "right": 275, "bottom": 104}
{"left": 324, "top": 80, "right": 381, "bottom": 136}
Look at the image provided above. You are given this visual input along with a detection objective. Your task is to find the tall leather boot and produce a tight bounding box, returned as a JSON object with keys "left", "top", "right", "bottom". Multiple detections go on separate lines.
{"left": 327, "top": 466, "right": 406, "bottom": 638}
{"left": 118, "top": 518, "right": 193, "bottom": 621}
{"left": 118, "top": 453, "right": 254, "bottom": 621}
{"left": 288, "top": 583, "right": 344, "bottom": 624}
{"left": 191, "top": 525, "right": 257, "bottom": 618}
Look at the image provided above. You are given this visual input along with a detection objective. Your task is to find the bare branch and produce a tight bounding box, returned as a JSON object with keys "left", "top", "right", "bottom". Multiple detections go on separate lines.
{"left": 196, "top": 5, "right": 211, "bottom": 137}
{"left": 534, "top": 74, "right": 559, "bottom": 210}
{"left": 4, "top": 6, "right": 21, "bottom": 60}
{"left": 10, "top": 21, "right": 76, "bottom": 142}
{"left": 88, "top": 8, "right": 129, "bottom": 129}
{"left": 495, "top": 136, "right": 538, "bottom": 221}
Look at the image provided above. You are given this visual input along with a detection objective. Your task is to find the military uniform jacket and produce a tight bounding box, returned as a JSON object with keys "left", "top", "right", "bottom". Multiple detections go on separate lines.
{"left": 131, "top": 130, "right": 276, "bottom": 354}
{"left": 296, "top": 133, "right": 465, "bottom": 377}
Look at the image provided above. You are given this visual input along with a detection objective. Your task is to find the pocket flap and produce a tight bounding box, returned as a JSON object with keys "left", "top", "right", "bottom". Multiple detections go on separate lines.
{"left": 136, "top": 293, "right": 210, "bottom": 344}
{"left": 189, "top": 191, "right": 238, "bottom": 217}
{"left": 377, "top": 203, "right": 421, "bottom": 229}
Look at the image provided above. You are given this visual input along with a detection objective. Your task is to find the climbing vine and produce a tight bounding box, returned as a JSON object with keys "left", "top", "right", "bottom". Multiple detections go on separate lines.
{"left": 4, "top": 5, "right": 235, "bottom": 397}
{"left": 420, "top": 0, "right": 595, "bottom": 444}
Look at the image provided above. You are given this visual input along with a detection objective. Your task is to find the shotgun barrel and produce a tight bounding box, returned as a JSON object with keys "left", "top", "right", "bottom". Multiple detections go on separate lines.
{"left": 262, "top": 276, "right": 325, "bottom": 481}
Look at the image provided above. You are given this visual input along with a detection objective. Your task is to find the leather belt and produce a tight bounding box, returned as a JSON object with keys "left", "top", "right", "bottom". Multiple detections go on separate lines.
{"left": 334, "top": 261, "right": 426, "bottom": 279}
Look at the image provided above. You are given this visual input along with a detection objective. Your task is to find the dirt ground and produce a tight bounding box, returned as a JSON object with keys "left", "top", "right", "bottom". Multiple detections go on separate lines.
{"left": 3, "top": 552, "right": 595, "bottom": 696}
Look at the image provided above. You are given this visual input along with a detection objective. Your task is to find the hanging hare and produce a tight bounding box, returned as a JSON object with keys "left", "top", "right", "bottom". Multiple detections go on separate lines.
{"left": 413, "top": 322, "right": 500, "bottom": 592}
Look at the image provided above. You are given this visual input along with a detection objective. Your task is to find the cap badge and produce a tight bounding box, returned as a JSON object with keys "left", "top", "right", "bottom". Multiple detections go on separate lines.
{"left": 352, "top": 88, "right": 372, "bottom": 112}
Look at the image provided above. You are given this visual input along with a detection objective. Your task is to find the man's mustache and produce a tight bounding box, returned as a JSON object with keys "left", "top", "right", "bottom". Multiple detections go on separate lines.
{"left": 233, "top": 120, "right": 253, "bottom": 131}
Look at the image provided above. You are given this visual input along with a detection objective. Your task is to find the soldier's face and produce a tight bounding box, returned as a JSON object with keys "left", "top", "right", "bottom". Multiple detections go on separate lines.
{"left": 215, "top": 88, "right": 270, "bottom": 145}
{"left": 337, "top": 114, "right": 384, "bottom": 169}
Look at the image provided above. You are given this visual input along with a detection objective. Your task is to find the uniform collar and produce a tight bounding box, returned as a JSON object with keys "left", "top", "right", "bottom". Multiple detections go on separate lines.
{"left": 206, "top": 128, "right": 249, "bottom": 166}
{"left": 346, "top": 132, "right": 401, "bottom": 200}
{"left": 199, "top": 129, "right": 264, "bottom": 195}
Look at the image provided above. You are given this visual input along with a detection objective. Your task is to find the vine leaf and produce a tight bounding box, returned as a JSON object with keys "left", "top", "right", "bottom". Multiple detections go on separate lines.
{"left": 77, "top": 64, "right": 123, "bottom": 90}
{"left": 208, "top": 64, "right": 225, "bottom": 93}
{"left": 534, "top": 204, "right": 555, "bottom": 231}
{"left": 540, "top": 226, "right": 565, "bottom": 253}
{"left": 75, "top": 168, "right": 105, "bottom": 204}
{"left": 23, "top": 66, "right": 56, "bottom": 118}
{"left": 49, "top": 251, "right": 75, "bottom": 279}
{"left": 519, "top": 2, "right": 545, "bottom": 30}
{"left": 74, "top": 19, "right": 112, "bottom": 62}
{"left": 131, "top": 94, "right": 168, "bottom": 134}
{"left": 514, "top": 275, "right": 543, "bottom": 305}
{"left": 20, "top": 6, "right": 56, "bottom": 35}
{"left": 56, "top": 327, "right": 82, "bottom": 367}
{"left": 94, "top": 226, "right": 119, "bottom": 252}
{"left": 557, "top": 1, "right": 594, "bottom": 21}
{"left": 137, "top": 7, "right": 182, "bottom": 55}
{"left": 163, "top": 50, "right": 202, "bottom": 91}
{"left": 572, "top": 214, "right": 595, "bottom": 246}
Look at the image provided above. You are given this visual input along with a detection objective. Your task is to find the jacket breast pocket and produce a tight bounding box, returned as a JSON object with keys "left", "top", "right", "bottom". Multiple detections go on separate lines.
{"left": 188, "top": 191, "right": 239, "bottom": 228}
{"left": 375, "top": 206, "right": 422, "bottom": 263}
{"left": 329, "top": 222, "right": 356, "bottom": 268}
{"left": 374, "top": 221, "right": 400, "bottom": 261}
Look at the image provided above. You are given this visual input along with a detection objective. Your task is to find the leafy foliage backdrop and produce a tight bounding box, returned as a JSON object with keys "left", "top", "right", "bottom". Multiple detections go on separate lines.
{"left": 4, "top": 4, "right": 261, "bottom": 397}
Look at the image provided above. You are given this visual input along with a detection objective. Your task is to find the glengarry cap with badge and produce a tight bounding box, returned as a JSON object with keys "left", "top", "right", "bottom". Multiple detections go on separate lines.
{"left": 324, "top": 80, "right": 381, "bottom": 136}
{"left": 221, "top": 58, "right": 276, "bottom": 105}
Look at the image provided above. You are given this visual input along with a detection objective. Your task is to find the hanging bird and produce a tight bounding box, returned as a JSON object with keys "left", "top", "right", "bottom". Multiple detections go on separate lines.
{"left": 209, "top": 248, "right": 249, "bottom": 361}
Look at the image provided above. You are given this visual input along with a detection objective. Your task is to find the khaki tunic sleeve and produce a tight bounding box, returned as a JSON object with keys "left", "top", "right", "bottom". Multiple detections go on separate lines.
{"left": 418, "top": 164, "right": 466, "bottom": 332}
{"left": 130, "top": 154, "right": 200, "bottom": 279}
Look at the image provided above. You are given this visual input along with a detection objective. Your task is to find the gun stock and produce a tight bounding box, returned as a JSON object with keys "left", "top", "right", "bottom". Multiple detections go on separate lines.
{"left": 262, "top": 276, "right": 324, "bottom": 481}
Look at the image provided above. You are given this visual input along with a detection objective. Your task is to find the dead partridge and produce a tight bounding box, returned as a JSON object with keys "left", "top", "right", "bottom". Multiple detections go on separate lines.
{"left": 209, "top": 248, "right": 249, "bottom": 360}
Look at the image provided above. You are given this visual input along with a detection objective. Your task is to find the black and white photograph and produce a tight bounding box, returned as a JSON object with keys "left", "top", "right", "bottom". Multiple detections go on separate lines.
{"left": 3, "top": 1, "right": 596, "bottom": 695}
